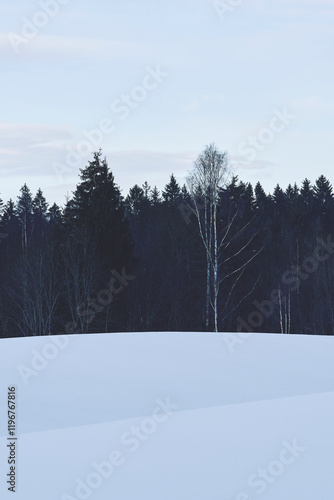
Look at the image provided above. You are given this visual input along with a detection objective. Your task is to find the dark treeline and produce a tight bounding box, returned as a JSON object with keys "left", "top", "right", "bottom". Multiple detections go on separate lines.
{"left": 0, "top": 149, "right": 334, "bottom": 337}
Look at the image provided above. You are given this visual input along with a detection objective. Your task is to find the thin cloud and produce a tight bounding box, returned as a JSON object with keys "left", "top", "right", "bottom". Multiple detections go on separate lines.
{"left": 0, "top": 33, "right": 161, "bottom": 61}
{"left": 0, "top": 122, "right": 71, "bottom": 150}
{"left": 0, "top": 122, "right": 72, "bottom": 178}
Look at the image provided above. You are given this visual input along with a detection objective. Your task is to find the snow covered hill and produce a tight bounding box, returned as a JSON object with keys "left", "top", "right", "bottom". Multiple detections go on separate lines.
{"left": 0, "top": 332, "right": 333, "bottom": 499}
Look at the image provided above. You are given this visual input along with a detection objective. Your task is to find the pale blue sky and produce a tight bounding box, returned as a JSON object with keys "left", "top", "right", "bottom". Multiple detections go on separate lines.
{"left": 0, "top": 0, "right": 333, "bottom": 206}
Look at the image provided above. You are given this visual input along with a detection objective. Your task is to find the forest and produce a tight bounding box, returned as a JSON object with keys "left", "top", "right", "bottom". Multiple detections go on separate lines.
{"left": 0, "top": 146, "right": 333, "bottom": 337}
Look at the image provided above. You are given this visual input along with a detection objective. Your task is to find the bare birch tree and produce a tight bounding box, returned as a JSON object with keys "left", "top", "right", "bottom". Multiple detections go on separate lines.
{"left": 187, "top": 144, "right": 262, "bottom": 332}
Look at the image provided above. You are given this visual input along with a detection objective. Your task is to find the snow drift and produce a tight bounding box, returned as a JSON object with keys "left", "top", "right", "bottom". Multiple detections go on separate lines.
{"left": 0, "top": 332, "right": 333, "bottom": 499}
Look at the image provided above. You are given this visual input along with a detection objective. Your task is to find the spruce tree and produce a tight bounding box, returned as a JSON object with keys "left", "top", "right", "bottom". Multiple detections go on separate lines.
{"left": 162, "top": 174, "right": 181, "bottom": 206}
{"left": 314, "top": 175, "right": 333, "bottom": 210}
{"left": 66, "top": 150, "right": 133, "bottom": 268}
{"left": 254, "top": 182, "right": 267, "bottom": 208}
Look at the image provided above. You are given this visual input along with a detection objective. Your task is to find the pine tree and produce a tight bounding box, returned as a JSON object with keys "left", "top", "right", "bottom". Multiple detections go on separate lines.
{"left": 254, "top": 182, "right": 267, "bottom": 211}
{"left": 126, "top": 185, "right": 145, "bottom": 216}
{"left": 181, "top": 184, "right": 191, "bottom": 203}
{"left": 2, "top": 199, "right": 15, "bottom": 222}
{"left": 300, "top": 179, "right": 314, "bottom": 207}
{"left": 32, "top": 188, "right": 49, "bottom": 240}
{"left": 273, "top": 184, "right": 285, "bottom": 208}
{"left": 33, "top": 188, "right": 48, "bottom": 219}
{"left": 47, "top": 203, "right": 64, "bottom": 250}
{"left": 142, "top": 181, "right": 151, "bottom": 199}
{"left": 162, "top": 174, "right": 181, "bottom": 206}
{"left": 150, "top": 186, "right": 161, "bottom": 205}
{"left": 314, "top": 175, "right": 333, "bottom": 210}
{"left": 48, "top": 203, "right": 63, "bottom": 223}
{"left": 66, "top": 150, "right": 133, "bottom": 269}
{"left": 285, "top": 183, "right": 299, "bottom": 203}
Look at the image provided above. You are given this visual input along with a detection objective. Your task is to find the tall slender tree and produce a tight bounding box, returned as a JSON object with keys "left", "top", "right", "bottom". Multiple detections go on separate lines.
{"left": 187, "top": 144, "right": 230, "bottom": 331}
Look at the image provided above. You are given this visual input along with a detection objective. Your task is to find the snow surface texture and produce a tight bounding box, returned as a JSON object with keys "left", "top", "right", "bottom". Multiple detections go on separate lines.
{"left": 0, "top": 332, "right": 333, "bottom": 499}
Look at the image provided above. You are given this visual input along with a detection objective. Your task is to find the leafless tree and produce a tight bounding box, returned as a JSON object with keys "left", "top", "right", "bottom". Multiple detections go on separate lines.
{"left": 187, "top": 143, "right": 262, "bottom": 332}
{"left": 60, "top": 233, "right": 103, "bottom": 334}
{"left": 7, "top": 247, "right": 61, "bottom": 336}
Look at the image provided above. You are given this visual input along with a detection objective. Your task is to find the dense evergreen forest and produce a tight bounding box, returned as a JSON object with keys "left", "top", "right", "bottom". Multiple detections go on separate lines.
{"left": 0, "top": 148, "right": 333, "bottom": 337}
